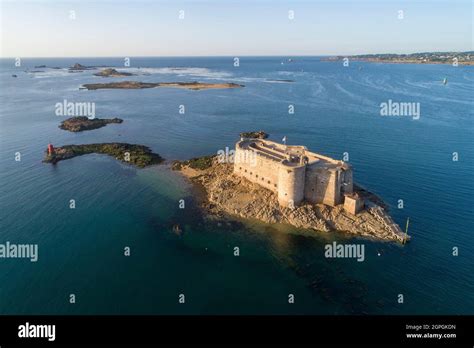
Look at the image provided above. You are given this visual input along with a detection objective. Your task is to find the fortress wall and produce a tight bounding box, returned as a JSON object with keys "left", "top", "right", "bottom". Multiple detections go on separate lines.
{"left": 306, "top": 151, "right": 343, "bottom": 165}
{"left": 277, "top": 165, "right": 306, "bottom": 207}
{"left": 333, "top": 170, "right": 342, "bottom": 205}
{"left": 304, "top": 167, "right": 321, "bottom": 203}
{"left": 234, "top": 141, "right": 353, "bottom": 208}
{"left": 234, "top": 147, "right": 279, "bottom": 193}
{"left": 253, "top": 154, "right": 280, "bottom": 192}
{"left": 304, "top": 166, "right": 338, "bottom": 206}
{"left": 344, "top": 195, "right": 364, "bottom": 215}
{"left": 342, "top": 168, "right": 354, "bottom": 194}
{"left": 322, "top": 170, "right": 338, "bottom": 206}
{"left": 331, "top": 168, "right": 354, "bottom": 205}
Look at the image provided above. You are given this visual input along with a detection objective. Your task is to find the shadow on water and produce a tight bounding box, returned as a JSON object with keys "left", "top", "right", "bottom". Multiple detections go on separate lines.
{"left": 149, "top": 186, "right": 395, "bottom": 314}
{"left": 230, "top": 221, "right": 395, "bottom": 314}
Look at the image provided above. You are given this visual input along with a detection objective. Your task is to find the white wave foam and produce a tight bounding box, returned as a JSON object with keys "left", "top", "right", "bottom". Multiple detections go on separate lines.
{"left": 29, "top": 69, "right": 71, "bottom": 78}
{"left": 119, "top": 67, "right": 232, "bottom": 79}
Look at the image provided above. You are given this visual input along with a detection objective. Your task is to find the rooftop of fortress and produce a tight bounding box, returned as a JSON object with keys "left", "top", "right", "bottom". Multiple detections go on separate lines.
{"left": 237, "top": 138, "right": 350, "bottom": 170}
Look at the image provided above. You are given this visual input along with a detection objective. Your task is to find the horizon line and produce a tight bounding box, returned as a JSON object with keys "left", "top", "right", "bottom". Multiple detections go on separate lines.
{"left": 1, "top": 50, "right": 473, "bottom": 60}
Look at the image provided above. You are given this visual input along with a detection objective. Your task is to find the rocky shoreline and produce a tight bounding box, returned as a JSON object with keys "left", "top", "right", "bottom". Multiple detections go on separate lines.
{"left": 43, "top": 143, "right": 163, "bottom": 168}
{"left": 59, "top": 116, "right": 123, "bottom": 132}
{"left": 173, "top": 156, "right": 410, "bottom": 243}
{"left": 81, "top": 81, "right": 244, "bottom": 91}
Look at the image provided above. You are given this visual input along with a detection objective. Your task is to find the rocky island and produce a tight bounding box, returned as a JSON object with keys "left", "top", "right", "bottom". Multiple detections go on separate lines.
{"left": 93, "top": 68, "right": 134, "bottom": 77}
{"left": 81, "top": 81, "right": 244, "bottom": 91}
{"left": 59, "top": 116, "right": 123, "bottom": 132}
{"left": 43, "top": 143, "right": 163, "bottom": 168}
{"left": 173, "top": 136, "right": 409, "bottom": 243}
{"left": 69, "top": 63, "right": 94, "bottom": 71}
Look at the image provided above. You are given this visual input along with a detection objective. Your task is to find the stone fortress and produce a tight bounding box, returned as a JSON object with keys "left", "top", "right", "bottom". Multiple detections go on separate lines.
{"left": 233, "top": 137, "right": 365, "bottom": 215}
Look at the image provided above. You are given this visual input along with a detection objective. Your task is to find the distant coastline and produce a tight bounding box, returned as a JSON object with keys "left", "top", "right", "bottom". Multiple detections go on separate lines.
{"left": 322, "top": 51, "right": 473, "bottom": 66}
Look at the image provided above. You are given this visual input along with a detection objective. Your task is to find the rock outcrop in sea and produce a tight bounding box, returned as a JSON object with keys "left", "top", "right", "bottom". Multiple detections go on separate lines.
{"left": 93, "top": 68, "right": 134, "bottom": 77}
{"left": 43, "top": 143, "right": 163, "bottom": 168}
{"left": 81, "top": 81, "right": 244, "bottom": 91}
{"left": 239, "top": 131, "right": 268, "bottom": 139}
{"left": 59, "top": 116, "right": 123, "bottom": 132}
{"left": 69, "top": 63, "right": 92, "bottom": 71}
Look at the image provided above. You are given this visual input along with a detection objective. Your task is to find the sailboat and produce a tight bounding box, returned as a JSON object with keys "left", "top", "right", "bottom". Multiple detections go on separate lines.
{"left": 443, "top": 78, "right": 448, "bottom": 85}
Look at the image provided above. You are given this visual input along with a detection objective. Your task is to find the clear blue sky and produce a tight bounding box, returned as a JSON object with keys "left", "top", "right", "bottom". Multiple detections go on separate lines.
{"left": 1, "top": 0, "right": 472, "bottom": 57}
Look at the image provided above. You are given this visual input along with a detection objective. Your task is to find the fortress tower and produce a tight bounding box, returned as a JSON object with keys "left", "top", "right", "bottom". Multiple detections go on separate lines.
{"left": 233, "top": 137, "right": 360, "bottom": 212}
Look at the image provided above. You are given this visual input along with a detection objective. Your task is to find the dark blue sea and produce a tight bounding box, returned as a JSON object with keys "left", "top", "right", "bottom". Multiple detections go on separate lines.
{"left": 0, "top": 57, "right": 473, "bottom": 314}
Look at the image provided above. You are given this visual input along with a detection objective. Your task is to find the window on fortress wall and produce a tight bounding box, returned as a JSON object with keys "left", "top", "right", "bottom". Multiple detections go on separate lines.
{"left": 274, "top": 184, "right": 277, "bottom": 188}
{"left": 250, "top": 172, "right": 253, "bottom": 175}
{"left": 261, "top": 178, "right": 264, "bottom": 181}
{"left": 256, "top": 175, "right": 258, "bottom": 178}
{"left": 239, "top": 167, "right": 242, "bottom": 170}
{"left": 268, "top": 181, "right": 271, "bottom": 184}
{"left": 245, "top": 169, "right": 247, "bottom": 172}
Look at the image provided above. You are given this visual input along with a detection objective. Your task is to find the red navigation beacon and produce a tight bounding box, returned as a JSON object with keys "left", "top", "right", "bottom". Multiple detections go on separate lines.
{"left": 47, "top": 143, "right": 54, "bottom": 156}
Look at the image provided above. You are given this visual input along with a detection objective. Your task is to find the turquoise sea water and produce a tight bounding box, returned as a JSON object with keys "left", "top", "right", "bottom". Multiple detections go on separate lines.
{"left": 0, "top": 57, "right": 473, "bottom": 314}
